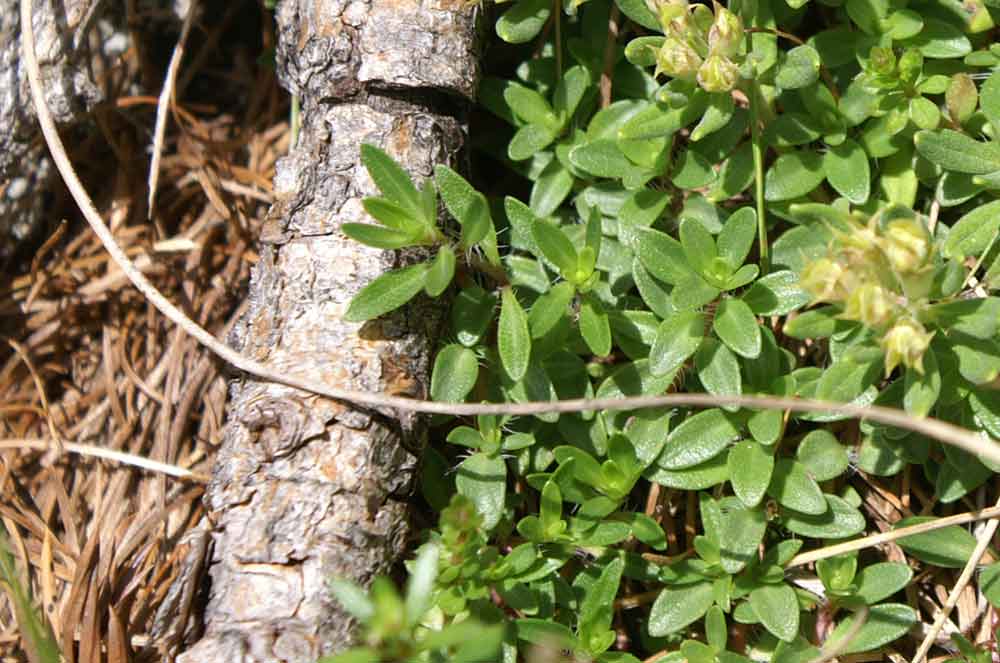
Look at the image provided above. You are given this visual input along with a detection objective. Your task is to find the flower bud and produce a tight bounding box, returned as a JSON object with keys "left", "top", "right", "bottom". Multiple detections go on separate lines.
{"left": 656, "top": 37, "right": 703, "bottom": 81}
{"left": 881, "top": 318, "right": 934, "bottom": 375}
{"left": 708, "top": 3, "right": 743, "bottom": 58}
{"left": 645, "top": 0, "right": 688, "bottom": 29}
{"left": 800, "top": 257, "right": 845, "bottom": 303}
{"left": 842, "top": 283, "right": 894, "bottom": 329}
{"left": 881, "top": 217, "right": 930, "bottom": 274}
{"left": 697, "top": 54, "right": 739, "bottom": 92}
{"left": 897, "top": 49, "right": 923, "bottom": 87}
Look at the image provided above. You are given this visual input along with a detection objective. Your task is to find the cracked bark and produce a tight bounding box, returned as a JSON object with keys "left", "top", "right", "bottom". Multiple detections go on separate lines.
{"left": 1, "top": 0, "right": 103, "bottom": 258}
{"left": 173, "top": 1, "right": 478, "bottom": 661}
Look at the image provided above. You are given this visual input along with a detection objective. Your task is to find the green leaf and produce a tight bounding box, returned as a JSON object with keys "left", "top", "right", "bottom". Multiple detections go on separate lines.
{"left": 981, "top": 562, "right": 1000, "bottom": 608}
{"left": 580, "top": 296, "right": 613, "bottom": 357}
{"left": 824, "top": 139, "right": 870, "bottom": 205}
{"left": 615, "top": 0, "right": 660, "bottom": 30}
{"left": 672, "top": 150, "right": 717, "bottom": 189}
{"left": 360, "top": 144, "right": 423, "bottom": 220}
{"left": 943, "top": 200, "right": 1000, "bottom": 258}
{"left": 496, "top": 0, "right": 551, "bottom": 44}
{"left": 815, "top": 353, "right": 882, "bottom": 405}
{"left": 505, "top": 83, "right": 559, "bottom": 130}
{"left": 529, "top": 281, "right": 575, "bottom": 339}
{"left": 982, "top": 68, "right": 1000, "bottom": 134}
{"left": 742, "top": 271, "right": 810, "bottom": 316}
{"left": 435, "top": 165, "right": 491, "bottom": 247}
{"left": 405, "top": 544, "right": 438, "bottom": 624}
{"left": 768, "top": 458, "right": 827, "bottom": 515}
{"left": 650, "top": 310, "right": 705, "bottom": 376}
{"left": 717, "top": 207, "right": 757, "bottom": 271}
{"left": 532, "top": 220, "right": 578, "bottom": 275}
{"left": 328, "top": 579, "right": 375, "bottom": 621}
{"left": 344, "top": 263, "right": 428, "bottom": 322}
{"left": 515, "top": 618, "right": 576, "bottom": 648}
{"left": 764, "top": 152, "right": 826, "bottom": 201}
{"left": 903, "top": 348, "right": 940, "bottom": 417}
{"left": 579, "top": 557, "right": 624, "bottom": 653}
{"left": 648, "top": 582, "right": 715, "bottom": 636}
{"left": 659, "top": 409, "right": 741, "bottom": 470}
{"left": 853, "top": 562, "right": 913, "bottom": 605}
{"left": 456, "top": 452, "right": 507, "bottom": 530}
{"left": 893, "top": 516, "right": 978, "bottom": 568}
{"left": 431, "top": 344, "right": 479, "bottom": 403}
{"left": 728, "top": 440, "right": 774, "bottom": 508}
{"left": 914, "top": 130, "right": 1000, "bottom": 174}
{"left": 499, "top": 288, "right": 532, "bottom": 382}
{"left": 451, "top": 285, "right": 497, "bottom": 347}
{"left": 775, "top": 45, "right": 821, "bottom": 90}
{"left": 713, "top": 298, "right": 761, "bottom": 359}
{"left": 781, "top": 495, "right": 866, "bottom": 538}
{"left": 646, "top": 454, "right": 730, "bottom": 490}
{"left": 596, "top": 359, "right": 679, "bottom": 400}
{"left": 796, "top": 430, "right": 848, "bottom": 481}
{"left": 509, "top": 124, "right": 558, "bottom": 161}
{"left": 570, "top": 140, "right": 638, "bottom": 179}
{"left": 679, "top": 218, "right": 719, "bottom": 279}
{"left": 901, "top": 18, "right": 971, "bottom": 58}
{"left": 341, "top": 223, "right": 419, "bottom": 250}
{"left": 359, "top": 196, "right": 424, "bottom": 235}
{"left": 553, "top": 66, "right": 591, "bottom": 126}
{"left": 695, "top": 338, "right": 742, "bottom": 401}
{"left": 624, "top": 37, "right": 664, "bottom": 68}
{"left": 540, "top": 479, "right": 564, "bottom": 536}
{"left": 425, "top": 246, "right": 456, "bottom": 297}
{"left": 718, "top": 499, "right": 768, "bottom": 573}
{"left": 636, "top": 227, "right": 695, "bottom": 284}
{"left": 748, "top": 409, "right": 784, "bottom": 446}
{"left": 750, "top": 583, "right": 800, "bottom": 643}
{"left": 530, "top": 160, "right": 575, "bottom": 217}
{"left": 691, "top": 93, "right": 735, "bottom": 142}
{"left": 784, "top": 306, "right": 841, "bottom": 339}
{"left": 630, "top": 513, "right": 668, "bottom": 550}
{"left": 828, "top": 604, "right": 916, "bottom": 654}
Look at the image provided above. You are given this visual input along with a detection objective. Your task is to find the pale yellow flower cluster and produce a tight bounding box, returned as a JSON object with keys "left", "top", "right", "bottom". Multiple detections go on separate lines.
{"left": 645, "top": 0, "right": 744, "bottom": 92}
{"left": 799, "top": 209, "right": 936, "bottom": 375}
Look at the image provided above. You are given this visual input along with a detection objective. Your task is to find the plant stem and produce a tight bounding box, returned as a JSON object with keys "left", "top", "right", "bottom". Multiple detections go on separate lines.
{"left": 748, "top": 80, "right": 768, "bottom": 275}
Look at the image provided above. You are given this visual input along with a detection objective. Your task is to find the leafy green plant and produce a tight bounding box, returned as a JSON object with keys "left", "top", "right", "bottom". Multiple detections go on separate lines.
{"left": 330, "top": 0, "right": 1000, "bottom": 659}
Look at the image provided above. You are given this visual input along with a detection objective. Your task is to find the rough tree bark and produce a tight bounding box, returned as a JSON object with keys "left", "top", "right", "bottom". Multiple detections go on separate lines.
{"left": 174, "top": 1, "right": 479, "bottom": 661}
{"left": 1, "top": 0, "right": 103, "bottom": 258}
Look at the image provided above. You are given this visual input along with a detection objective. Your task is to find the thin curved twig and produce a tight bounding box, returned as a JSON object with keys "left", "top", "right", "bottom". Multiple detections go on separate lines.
{"left": 20, "top": 0, "right": 1000, "bottom": 472}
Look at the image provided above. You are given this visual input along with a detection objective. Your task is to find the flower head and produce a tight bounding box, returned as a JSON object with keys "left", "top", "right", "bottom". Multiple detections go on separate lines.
{"left": 881, "top": 318, "right": 934, "bottom": 375}
{"left": 708, "top": 3, "right": 743, "bottom": 58}
{"left": 697, "top": 54, "right": 739, "bottom": 92}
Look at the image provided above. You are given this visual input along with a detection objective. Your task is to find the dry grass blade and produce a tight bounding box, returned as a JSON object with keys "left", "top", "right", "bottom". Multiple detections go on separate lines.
{"left": 785, "top": 504, "right": 1000, "bottom": 568}
{"left": 910, "top": 497, "right": 1000, "bottom": 663}
{"left": 147, "top": 3, "right": 196, "bottom": 221}
{"left": 0, "top": 439, "right": 207, "bottom": 481}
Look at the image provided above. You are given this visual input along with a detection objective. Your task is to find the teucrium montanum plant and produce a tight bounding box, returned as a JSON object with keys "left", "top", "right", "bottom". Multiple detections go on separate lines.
{"left": 328, "top": 0, "right": 1000, "bottom": 660}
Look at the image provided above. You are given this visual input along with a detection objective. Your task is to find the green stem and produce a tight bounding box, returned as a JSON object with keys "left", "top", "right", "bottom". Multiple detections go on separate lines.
{"left": 743, "top": 2, "right": 768, "bottom": 275}
{"left": 749, "top": 81, "right": 768, "bottom": 276}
